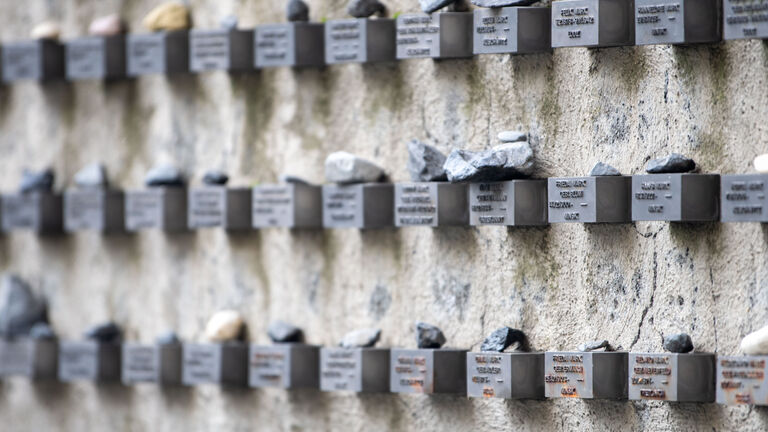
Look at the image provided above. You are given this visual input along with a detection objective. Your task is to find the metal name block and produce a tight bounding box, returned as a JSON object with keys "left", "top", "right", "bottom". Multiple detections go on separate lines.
{"left": 466, "top": 352, "right": 544, "bottom": 399}
{"left": 552, "top": 0, "right": 636, "bottom": 48}
{"left": 320, "top": 347, "right": 390, "bottom": 393}
{"left": 125, "top": 188, "right": 187, "bottom": 231}
{"left": 252, "top": 183, "right": 323, "bottom": 229}
{"left": 188, "top": 187, "right": 252, "bottom": 230}
{"left": 544, "top": 351, "right": 628, "bottom": 399}
{"left": 65, "top": 36, "right": 126, "bottom": 80}
{"left": 324, "top": 18, "right": 396, "bottom": 64}
{"left": 0, "top": 339, "right": 58, "bottom": 380}
{"left": 58, "top": 341, "right": 121, "bottom": 382}
{"left": 1, "top": 192, "right": 63, "bottom": 233}
{"left": 127, "top": 31, "right": 190, "bottom": 76}
{"left": 547, "top": 176, "right": 631, "bottom": 223}
{"left": 720, "top": 174, "right": 768, "bottom": 222}
{"left": 189, "top": 29, "right": 255, "bottom": 72}
{"left": 396, "top": 12, "right": 473, "bottom": 59}
{"left": 322, "top": 183, "right": 394, "bottom": 229}
{"left": 724, "top": 0, "right": 768, "bottom": 40}
{"left": 389, "top": 348, "right": 467, "bottom": 395}
{"left": 631, "top": 174, "right": 720, "bottom": 222}
{"left": 716, "top": 355, "right": 768, "bottom": 405}
{"left": 394, "top": 182, "right": 469, "bottom": 227}
{"left": 182, "top": 343, "right": 249, "bottom": 386}
{"left": 473, "top": 7, "right": 551, "bottom": 55}
{"left": 1, "top": 40, "right": 65, "bottom": 82}
{"left": 121, "top": 343, "right": 182, "bottom": 385}
{"left": 628, "top": 352, "right": 715, "bottom": 402}
{"left": 248, "top": 344, "right": 320, "bottom": 389}
{"left": 64, "top": 189, "right": 125, "bottom": 233}
{"left": 468, "top": 180, "right": 548, "bottom": 226}
{"left": 635, "top": 0, "right": 721, "bottom": 45}
{"left": 255, "top": 23, "right": 325, "bottom": 68}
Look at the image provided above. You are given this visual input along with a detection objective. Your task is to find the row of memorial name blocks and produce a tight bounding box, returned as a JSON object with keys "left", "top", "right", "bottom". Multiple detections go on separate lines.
{"left": 1, "top": 340, "right": 766, "bottom": 405}
{"left": 1, "top": 174, "right": 765, "bottom": 233}
{"left": 0, "top": 0, "right": 766, "bottom": 82}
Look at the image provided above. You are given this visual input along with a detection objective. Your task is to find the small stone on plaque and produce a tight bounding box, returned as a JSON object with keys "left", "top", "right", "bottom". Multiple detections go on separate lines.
{"left": 325, "top": 151, "right": 387, "bottom": 184}
{"left": 740, "top": 325, "right": 768, "bottom": 355}
{"left": 545, "top": 346, "right": 628, "bottom": 399}
{"left": 89, "top": 14, "right": 126, "bottom": 37}
{"left": 205, "top": 310, "right": 245, "bottom": 342}
{"left": 268, "top": 320, "right": 303, "bottom": 343}
{"left": 347, "top": 0, "right": 387, "bottom": 18}
{"left": 396, "top": 12, "right": 473, "bottom": 59}
{"left": 551, "top": 0, "right": 635, "bottom": 48}
{"left": 143, "top": 2, "right": 191, "bottom": 32}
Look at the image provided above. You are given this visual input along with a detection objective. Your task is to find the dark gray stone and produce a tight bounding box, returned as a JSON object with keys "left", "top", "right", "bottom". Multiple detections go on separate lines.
{"left": 663, "top": 333, "right": 694, "bottom": 353}
{"left": 30, "top": 322, "right": 56, "bottom": 340}
{"left": 279, "top": 174, "right": 311, "bottom": 185}
{"left": 220, "top": 15, "right": 238, "bottom": 30}
{"left": 419, "top": 0, "right": 456, "bottom": 13}
{"left": 84, "top": 322, "right": 121, "bottom": 343}
{"left": 268, "top": 320, "right": 303, "bottom": 343}
{"left": 416, "top": 321, "right": 446, "bottom": 349}
{"left": 20, "top": 168, "right": 54, "bottom": 193}
{"left": 407, "top": 140, "right": 447, "bottom": 182}
{"left": 74, "top": 163, "right": 108, "bottom": 188}
{"left": 645, "top": 153, "right": 696, "bottom": 174}
{"left": 450, "top": 0, "right": 470, "bottom": 11}
{"left": 589, "top": 162, "right": 621, "bottom": 176}
{"left": 156, "top": 331, "right": 180, "bottom": 345}
{"left": 145, "top": 163, "right": 185, "bottom": 187}
{"left": 578, "top": 340, "right": 613, "bottom": 352}
{"left": 0, "top": 275, "right": 47, "bottom": 339}
{"left": 287, "top": 0, "right": 310, "bottom": 22}
{"left": 471, "top": 0, "right": 536, "bottom": 6}
{"left": 339, "top": 328, "right": 381, "bottom": 348}
{"left": 347, "top": 0, "right": 386, "bottom": 18}
{"left": 202, "top": 170, "right": 229, "bottom": 186}
{"left": 325, "top": 151, "right": 386, "bottom": 184}
{"left": 444, "top": 142, "right": 535, "bottom": 183}
{"left": 497, "top": 130, "right": 527, "bottom": 143}
{"left": 480, "top": 327, "right": 529, "bottom": 352}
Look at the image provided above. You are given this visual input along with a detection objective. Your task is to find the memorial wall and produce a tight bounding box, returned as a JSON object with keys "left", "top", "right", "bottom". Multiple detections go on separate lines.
{"left": 0, "top": 0, "right": 767, "bottom": 430}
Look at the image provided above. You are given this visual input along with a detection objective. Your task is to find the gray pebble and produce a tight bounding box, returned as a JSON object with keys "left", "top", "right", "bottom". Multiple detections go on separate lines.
{"left": 339, "top": 328, "right": 381, "bottom": 348}
{"left": 407, "top": 139, "right": 447, "bottom": 182}
{"left": 444, "top": 142, "right": 535, "bottom": 183}
{"left": 578, "top": 340, "right": 613, "bottom": 352}
{"left": 325, "top": 151, "right": 386, "bottom": 184}
{"left": 202, "top": 170, "right": 229, "bottom": 186}
{"left": 0, "top": 275, "right": 48, "bottom": 339}
{"left": 347, "top": 0, "right": 386, "bottom": 18}
{"left": 419, "top": 0, "right": 456, "bottom": 13}
{"left": 481, "top": 327, "right": 529, "bottom": 352}
{"left": 645, "top": 153, "right": 696, "bottom": 174}
{"left": 74, "top": 163, "right": 108, "bottom": 188}
{"left": 287, "top": 0, "right": 310, "bottom": 22}
{"left": 497, "top": 130, "right": 527, "bottom": 143}
{"left": 416, "top": 321, "right": 446, "bottom": 349}
{"left": 663, "top": 333, "right": 694, "bottom": 353}
{"left": 279, "top": 174, "right": 311, "bottom": 185}
{"left": 268, "top": 320, "right": 303, "bottom": 343}
{"left": 589, "top": 162, "right": 621, "bottom": 176}
{"left": 84, "top": 322, "right": 121, "bottom": 344}
{"left": 220, "top": 15, "right": 238, "bottom": 30}
{"left": 145, "top": 163, "right": 185, "bottom": 187}
{"left": 19, "top": 168, "right": 54, "bottom": 194}
{"left": 472, "top": 0, "right": 536, "bottom": 6}
{"left": 29, "top": 323, "right": 56, "bottom": 340}
{"left": 156, "top": 331, "right": 180, "bottom": 345}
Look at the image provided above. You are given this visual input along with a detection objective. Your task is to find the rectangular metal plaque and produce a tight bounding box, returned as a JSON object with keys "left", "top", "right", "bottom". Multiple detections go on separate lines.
{"left": 628, "top": 353, "right": 678, "bottom": 400}
{"left": 322, "top": 183, "right": 394, "bottom": 229}
{"left": 397, "top": 12, "right": 473, "bottom": 59}
{"left": 394, "top": 182, "right": 469, "bottom": 227}
{"left": 127, "top": 31, "right": 190, "bottom": 76}
{"left": 65, "top": 36, "right": 126, "bottom": 80}
{"left": 252, "top": 183, "right": 323, "bottom": 228}
{"left": 636, "top": 0, "right": 721, "bottom": 45}
{"left": 189, "top": 29, "right": 254, "bottom": 72}
{"left": 466, "top": 352, "right": 544, "bottom": 399}
{"left": 545, "top": 351, "right": 628, "bottom": 399}
{"left": 0, "top": 339, "right": 57, "bottom": 379}
{"left": 188, "top": 187, "right": 251, "bottom": 230}
{"left": 64, "top": 189, "right": 124, "bottom": 232}
{"left": 248, "top": 344, "right": 320, "bottom": 389}
{"left": 325, "top": 18, "right": 396, "bottom": 64}
{"left": 125, "top": 188, "right": 187, "bottom": 231}
{"left": 724, "top": 0, "right": 768, "bottom": 40}
{"left": 717, "top": 355, "right": 768, "bottom": 405}
{"left": 182, "top": 343, "right": 221, "bottom": 384}
{"left": 548, "top": 176, "right": 631, "bottom": 223}
{"left": 255, "top": 23, "right": 325, "bottom": 68}
{"left": 552, "top": 0, "right": 635, "bottom": 48}
{"left": 469, "top": 180, "right": 548, "bottom": 226}
{"left": 59, "top": 341, "right": 121, "bottom": 382}
{"left": 2, "top": 40, "right": 65, "bottom": 82}
{"left": 473, "top": 7, "right": 551, "bottom": 55}
{"left": 1, "top": 192, "right": 63, "bottom": 233}
{"left": 320, "top": 347, "right": 390, "bottom": 393}
{"left": 631, "top": 174, "right": 720, "bottom": 222}
{"left": 122, "top": 343, "right": 158, "bottom": 384}
{"left": 721, "top": 174, "right": 768, "bottom": 222}
{"left": 390, "top": 348, "right": 466, "bottom": 394}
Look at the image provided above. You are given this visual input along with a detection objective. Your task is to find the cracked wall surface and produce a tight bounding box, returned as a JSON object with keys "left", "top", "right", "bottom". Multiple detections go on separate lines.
{"left": 0, "top": 0, "right": 767, "bottom": 430}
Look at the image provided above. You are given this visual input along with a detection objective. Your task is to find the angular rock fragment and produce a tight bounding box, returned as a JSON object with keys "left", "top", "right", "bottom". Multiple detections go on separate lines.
{"left": 74, "top": 163, "right": 108, "bottom": 189}
{"left": 31, "top": 21, "right": 61, "bottom": 40}
{"left": 325, "top": 151, "right": 386, "bottom": 184}
{"left": 754, "top": 154, "right": 768, "bottom": 174}
{"left": 0, "top": 275, "right": 48, "bottom": 339}
{"left": 143, "top": 2, "right": 191, "bottom": 32}
{"left": 268, "top": 320, "right": 303, "bottom": 343}
{"left": 589, "top": 162, "right": 621, "bottom": 177}
{"left": 419, "top": 0, "right": 456, "bottom": 13}
{"left": 497, "top": 130, "right": 527, "bottom": 143}
{"left": 287, "top": 0, "right": 310, "bottom": 22}
{"left": 416, "top": 321, "right": 446, "bottom": 349}
{"left": 481, "top": 327, "right": 529, "bottom": 352}
{"left": 339, "top": 328, "right": 381, "bottom": 348}
{"left": 205, "top": 310, "right": 244, "bottom": 342}
{"left": 145, "top": 163, "right": 185, "bottom": 187}
{"left": 89, "top": 14, "right": 126, "bottom": 36}
{"left": 30, "top": 323, "right": 56, "bottom": 340}
{"left": 202, "top": 170, "right": 229, "bottom": 186}
{"left": 741, "top": 325, "right": 768, "bottom": 355}
{"left": 20, "top": 168, "right": 54, "bottom": 194}
{"left": 578, "top": 340, "right": 613, "bottom": 352}
{"left": 407, "top": 140, "right": 447, "bottom": 182}
{"left": 663, "top": 333, "right": 694, "bottom": 353}
{"left": 444, "top": 142, "right": 535, "bottom": 183}
{"left": 156, "top": 331, "right": 180, "bottom": 345}
{"left": 645, "top": 153, "right": 696, "bottom": 174}
{"left": 84, "top": 322, "right": 122, "bottom": 343}
{"left": 347, "top": 0, "right": 387, "bottom": 18}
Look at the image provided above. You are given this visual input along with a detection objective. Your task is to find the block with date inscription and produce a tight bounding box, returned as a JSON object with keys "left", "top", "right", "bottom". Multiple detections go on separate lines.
{"left": 248, "top": 343, "right": 320, "bottom": 389}
{"left": 127, "top": 31, "right": 190, "bottom": 76}
{"left": 548, "top": 176, "right": 631, "bottom": 223}
{"left": 187, "top": 186, "right": 251, "bottom": 230}
{"left": 716, "top": 355, "right": 768, "bottom": 405}
{"left": 628, "top": 352, "right": 715, "bottom": 402}
{"left": 322, "top": 183, "right": 394, "bottom": 229}
{"left": 635, "top": 0, "right": 721, "bottom": 45}
{"left": 64, "top": 189, "right": 125, "bottom": 233}
{"left": 552, "top": 0, "right": 635, "bottom": 48}
{"left": 325, "top": 18, "right": 396, "bottom": 64}
{"left": 2, "top": 40, "right": 65, "bottom": 82}
{"left": 394, "top": 182, "right": 468, "bottom": 227}
{"left": 466, "top": 351, "right": 544, "bottom": 399}
{"left": 469, "top": 180, "right": 548, "bottom": 226}
{"left": 1, "top": 192, "right": 63, "bottom": 234}
{"left": 473, "top": 7, "right": 551, "bottom": 55}
{"left": 396, "top": 13, "right": 473, "bottom": 59}
{"left": 252, "top": 183, "right": 323, "bottom": 229}
{"left": 544, "top": 351, "right": 628, "bottom": 399}
{"left": 121, "top": 342, "right": 182, "bottom": 385}
{"left": 58, "top": 341, "right": 121, "bottom": 382}
{"left": 189, "top": 29, "right": 255, "bottom": 73}
{"left": 320, "top": 347, "right": 390, "bottom": 393}
{"left": 255, "top": 23, "right": 325, "bottom": 68}
{"left": 631, "top": 174, "right": 720, "bottom": 222}
{"left": 723, "top": 0, "right": 768, "bottom": 40}
{"left": 390, "top": 348, "right": 467, "bottom": 395}
{"left": 0, "top": 339, "right": 58, "bottom": 380}
{"left": 720, "top": 174, "right": 768, "bottom": 222}
{"left": 125, "top": 187, "right": 187, "bottom": 231}
{"left": 182, "top": 343, "right": 249, "bottom": 387}
{"left": 65, "top": 36, "right": 126, "bottom": 80}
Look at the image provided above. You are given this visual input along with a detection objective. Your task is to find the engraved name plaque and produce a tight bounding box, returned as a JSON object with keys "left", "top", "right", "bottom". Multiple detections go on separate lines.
{"left": 547, "top": 176, "right": 631, "bottom": 223}
{"left": 125, "top": 188, "right": 187, "bottom": 231}
{"left": 325, "top": 18, "right": 396, "bottom": 64}
{"left": 396, "top": 13, "right": 473, "bottom": 59}
{"left": 631, "top": 174, "right": 720, "bottom": 222}
{"left": 320, "top": 347, "right": 390, "bottom": 392}
{"left": 181, "top": 343, "right": 248, "bottom": 386}
{"left": 189, "top": 29, "right": 255, "bottom": 73}
{"left": 389, "top": 348, "right": 467, "bottom": 394}
{"left": 468, "top": 180, "right": 548, "bottom": 226}
{"left": 65, "top": 36, "right": 126, "bottom": 80}
{"left": 394, "top": 182, "right": 469, "bottom": 227}
{"left": 127, "top": 31, "right": 190, "bottom": 76}
{"left": 716, "top": 355, "right": 768, "bottom": 405}
{"left": 248, "top": 344, "right": 320, "bottom": 389}
{"left": 0, "top": 339, "right": 58, "bottom": 380}
{"left": 635, "top": 0, "right": 721, "bottom": 45}
{"left": 551, "top": 0, "right": 635, "bottom": 48}
{"left": 254, "top": 23, "right": 325, "bottom": 68}
{"left": 58, "top": 341, "right": 121, "bottom": 382}
{"left": 473, "top": 7, "right": 551, "bottom": 55}
{"left": 1, "top": 192, "right": 63, "bottom": 233}
{"left": 64, "top": 189, "right": 125, "bottom": 233}
{"left": 720, "top": 174, "right": 768, "bottom": 222}
{"left": 628, "top": 352, "right": 715, "bottom": 402}
{"left": 723, "top": 0, "right": 768, "bottom": 40}
{"left": 252, "top": 183, "right": 323, "bottom": 229}
{"left": 2, "top": 40, "right": 65, "bottom": 82}
{"left": 188, "top": 187, "right": 252, "bottom": 230}
{"left": 322, "top": 183, "right": 394, "bottom": 229}
{"left": 466, "top": 352, "right": 544, "bottom": 399}
{"left": 121, "top": 343, "right": 183, "bottom": 385}
{"left": 544, "top": 351, "right": 628, "bottom": 399}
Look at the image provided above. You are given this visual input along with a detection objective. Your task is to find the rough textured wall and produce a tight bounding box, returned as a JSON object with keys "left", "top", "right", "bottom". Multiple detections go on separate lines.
{"left": 0, "top": 0, "right": 767, "bottom": 430}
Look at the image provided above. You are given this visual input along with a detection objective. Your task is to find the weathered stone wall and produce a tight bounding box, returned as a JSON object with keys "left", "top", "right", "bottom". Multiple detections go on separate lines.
{"left": 0, "top": 0, "right": 767, "bottom": 430}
